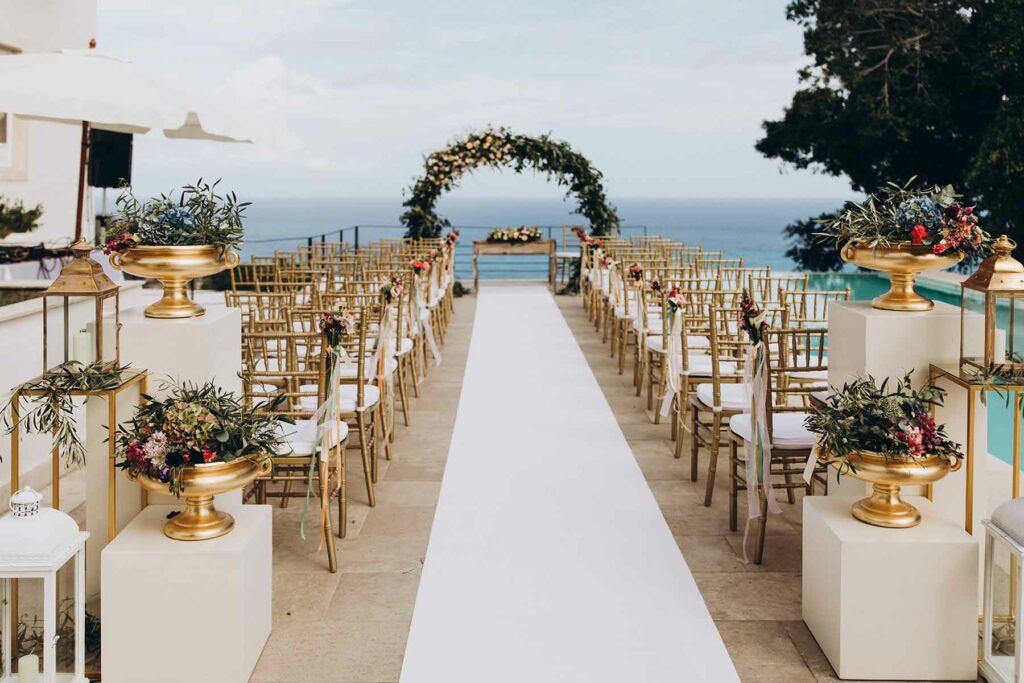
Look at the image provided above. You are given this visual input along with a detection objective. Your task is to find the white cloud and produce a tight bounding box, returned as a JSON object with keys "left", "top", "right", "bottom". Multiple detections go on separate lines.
{"left": 99, "top": 0, "right": 852, "bottom": 199}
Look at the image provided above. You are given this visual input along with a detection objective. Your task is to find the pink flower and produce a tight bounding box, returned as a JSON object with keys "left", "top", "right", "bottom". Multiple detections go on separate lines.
{"left": 911, "top": 224, "right": 927, "bottom": 245}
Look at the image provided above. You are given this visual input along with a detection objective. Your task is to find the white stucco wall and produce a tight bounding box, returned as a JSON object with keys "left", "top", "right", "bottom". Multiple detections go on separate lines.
{"left": 0, "top": 0, "right": 99, "bottom": 248}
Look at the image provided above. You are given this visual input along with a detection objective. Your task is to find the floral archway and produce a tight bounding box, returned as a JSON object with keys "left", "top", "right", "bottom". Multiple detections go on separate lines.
{"left": 400, "top": 127, "right": 620, "bottom": 239}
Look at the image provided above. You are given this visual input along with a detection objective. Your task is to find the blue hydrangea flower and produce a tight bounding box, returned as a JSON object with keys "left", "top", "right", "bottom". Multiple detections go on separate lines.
{"left": 896, "top": 196, "right": 942, "bottom": 230}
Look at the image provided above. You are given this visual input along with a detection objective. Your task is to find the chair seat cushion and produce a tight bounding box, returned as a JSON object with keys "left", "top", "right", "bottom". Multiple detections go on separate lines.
{"left": 992, "top": 498, "right": 1024, "bottom": 547}
{"left": 789, "top": 369, "right": 828, "bottom": 382}
{"left": 395, "top": 337, "right": 414, "bottom": 356}
{"left": 695, "top": 383, "right": 749, "bottom": 411}
{"left": 274, "top": 418, "right": 348, "bottom": 456}
{"left": 684, "top": 355, "right": 737, "bottom": 377}
{"left": 298, "top": 383, "right": 382, "bottom": 412}
{"left": 729, "top": 411, "right": 816, "bottom": 450}
{"left": 644, "top": 335, "right": 711, "bottom": 352}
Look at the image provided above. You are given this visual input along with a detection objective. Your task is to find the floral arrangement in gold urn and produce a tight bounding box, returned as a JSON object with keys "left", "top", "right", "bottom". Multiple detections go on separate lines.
{"left": 806, "top": 374, "right": 963, "bottom": 528}
{"left": 105, "top": 180, "right": 245, "bottom": 319}
{"left": 822, "top": 180, "right": 992, "bottom": 311}
{"left": 115, "top": 380, "right": 287, "bottom": 540}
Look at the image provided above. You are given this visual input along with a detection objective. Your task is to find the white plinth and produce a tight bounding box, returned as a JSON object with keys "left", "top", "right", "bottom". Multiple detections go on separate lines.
{"left": 803, "top": 496, "right": 977, "bottom": 681}
{"left": 117, "top": 302, "right": 243, "bottom": 507}
{"left": 117, "top": 302, "right": 242, "bottom": 396}
{"left": 101, "top": 505, "right": 272, "bottom": 683}
{"left": 826, "top": 301, "right": 987, "bottom": 531}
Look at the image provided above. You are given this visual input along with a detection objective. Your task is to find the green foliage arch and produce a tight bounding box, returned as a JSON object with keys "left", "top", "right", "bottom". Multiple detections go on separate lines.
{"left": 401, "top": 127, "right": 620, "bottom": 239}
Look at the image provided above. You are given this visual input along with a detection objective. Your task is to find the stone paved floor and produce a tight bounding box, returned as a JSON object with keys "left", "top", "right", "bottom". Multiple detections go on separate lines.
{"left": 250, "top": 295, "right": 476, "bottom": 683}
{"left": 247, "top": 290, "right": 983, "bottom": 682}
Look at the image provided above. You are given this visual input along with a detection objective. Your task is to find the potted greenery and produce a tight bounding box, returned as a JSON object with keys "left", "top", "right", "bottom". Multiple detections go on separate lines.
{"left": 0, "top": 195, "right": 42, "bottom": 241}
{"left": 824, "top": 180, "right": 991, "bottom": 311}
{"left": 806, "top": 374, "right": 962, "bottom": 528}
{"left": 105, "top": 180, "right": 245, "bottom": 319}
{"left": 114, "top": 380, "right": 286, "bottom": 540}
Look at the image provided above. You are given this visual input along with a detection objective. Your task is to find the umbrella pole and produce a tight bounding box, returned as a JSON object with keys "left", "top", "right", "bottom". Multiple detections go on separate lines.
{"left": 74, "top": 120, "right": 91, "bottom": 242}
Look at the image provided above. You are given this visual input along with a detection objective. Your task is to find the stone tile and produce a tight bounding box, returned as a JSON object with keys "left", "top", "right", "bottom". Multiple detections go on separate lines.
{"left": 675, "top": 535, "right": 748, "bottom": 572}
{"left": 327, "top": 571, "right": 422, "bottom": 622}
{"left": 716, "top": 620, "right": 817, "bottom": 683}
{"left": 337, "top": 534, "right": 429, "bottom": 574}
{"left": 373, "top": 481, "right": 443, "bottom": 507}
{"left": 725, "top": 534, "right": 803, "bottom": 574}
{"left": 693, "top": 572, "right": 803, "bottom": 621}
{"left": 359, "top": 505, "right": 437, "bottom": 538}
{"left": 384, "top": 461, "right": 447, "bottom": 481}
{"left": 250, "top": 620, "right": 409, "bottom": 683}
{"left": 273, "top": 571, "right": 341, "bottom": 620}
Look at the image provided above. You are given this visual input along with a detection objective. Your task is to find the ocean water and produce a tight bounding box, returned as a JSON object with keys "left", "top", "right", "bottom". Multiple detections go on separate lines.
{"left": 239, "top": 196, "right": 851, "bottom": 274}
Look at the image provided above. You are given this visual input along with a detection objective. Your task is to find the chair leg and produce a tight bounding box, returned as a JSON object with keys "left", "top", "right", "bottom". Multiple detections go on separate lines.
{"left": 704, "top": 412, "right": 722, "bottom": 507}
{"left": 654, "top": 364, "right": 667, "bottom": 425}
{"left": 690, "top": 404, "right": 700, "bottom": 481}
{"left": 670, "top": 389, "right": 679, "bottom": 442}
{"left": 754, "top": 493, "right": 769, "bottom": 564}
{"left": 355, "top": 414, "right": 375, "bottom": 507}
{"left": 729, "top": 440, "right": 738, "bottom": 532}
{"left": 674, "top": 404, "right": 685, "bottom": 459}
{"left": 280, "top": 479, "right": 292, "bottom": 508}
{"left": 338, "top": 445, "right": 348, "bottom": 538}
{"left": 409, "top": 342, "right": 422, "bottom": 397}
{"left": 617, "top": 326, "right": 627, "bottom": 374}
{"left": 784, "top": 467, "right": 797, "bottom": 504}
{"left": 320, "top": 459, "right": 338, "bottom": 573}
{"left": 397, "top": 358, "right": 411, "bottom": 427}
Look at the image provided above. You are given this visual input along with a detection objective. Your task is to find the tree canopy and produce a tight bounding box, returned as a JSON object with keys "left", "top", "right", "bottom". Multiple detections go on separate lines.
{"left": 758, "top": 0, "right": 1024, "bottom": 270}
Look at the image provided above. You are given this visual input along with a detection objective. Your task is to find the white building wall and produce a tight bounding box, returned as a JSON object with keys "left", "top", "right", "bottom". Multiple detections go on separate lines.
{"left": 0, "top": 0, "right": 99, "bottom": 248}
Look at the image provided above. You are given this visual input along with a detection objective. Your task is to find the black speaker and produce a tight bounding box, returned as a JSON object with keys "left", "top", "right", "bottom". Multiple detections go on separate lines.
{"left": 89, "top": 130, "right": 133, "bottom": 188}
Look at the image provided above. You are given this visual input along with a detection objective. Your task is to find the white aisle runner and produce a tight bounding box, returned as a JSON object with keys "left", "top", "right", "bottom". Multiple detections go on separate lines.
{"left": 401, "top": 286, "right": 739, "bottom": 682}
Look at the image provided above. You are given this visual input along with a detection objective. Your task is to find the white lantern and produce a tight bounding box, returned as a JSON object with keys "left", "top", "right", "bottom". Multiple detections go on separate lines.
{"left": 0, "top": 487, "right": 89, "bottom": 683}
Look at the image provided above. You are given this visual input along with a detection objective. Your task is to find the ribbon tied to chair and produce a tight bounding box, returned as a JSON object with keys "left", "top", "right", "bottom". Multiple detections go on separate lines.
{"left": 743, "top": 341, "right": 781, "bottom": 521}
{"left": 659, "top": 309, "right": 684, "bottom": 417}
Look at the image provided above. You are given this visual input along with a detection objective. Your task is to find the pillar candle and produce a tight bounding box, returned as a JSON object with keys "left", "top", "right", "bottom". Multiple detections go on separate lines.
{"left": 18, "top": 653, "right": 39, "bottom": 683}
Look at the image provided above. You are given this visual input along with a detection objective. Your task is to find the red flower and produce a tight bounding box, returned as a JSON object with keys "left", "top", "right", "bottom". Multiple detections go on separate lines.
{"left": 202, "top": 449, "right": 216, "bottom": 463}
{"left": 933, "top": 241, "right": 949, "bottom": 255}
{"left": 911, "top": 224, "right": 927, "bottom": 245}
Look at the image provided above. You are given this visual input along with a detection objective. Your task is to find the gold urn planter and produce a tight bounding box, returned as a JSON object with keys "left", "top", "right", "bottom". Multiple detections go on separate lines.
{"left": 838, "top": 450, "right": 961, "bottom": 528}
{"left": 841, "top": 243, "right": 962, "bottom": 312}
{"left": 110, "top": 245, "right": 239, "bottom": 319}
{"left": 132, "top": 457, "right": 269, "bottom": 541}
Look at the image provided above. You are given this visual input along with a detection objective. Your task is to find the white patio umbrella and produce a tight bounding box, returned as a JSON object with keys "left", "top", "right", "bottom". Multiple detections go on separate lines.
{"left": 0, "top": 47, "right": 252, "bottom": 241}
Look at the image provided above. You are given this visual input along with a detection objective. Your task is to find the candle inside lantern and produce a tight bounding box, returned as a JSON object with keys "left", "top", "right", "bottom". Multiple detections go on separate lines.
{"left": 18, "top": 653, "right": 39, "bottom": 683}
{"left": 72, "top": 329, "right": 94, "bottom": 364}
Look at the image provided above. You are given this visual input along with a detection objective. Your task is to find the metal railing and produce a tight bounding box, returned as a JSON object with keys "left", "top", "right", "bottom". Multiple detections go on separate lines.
{"left": 242, "top": 224, "right": 648, "bottom": 282}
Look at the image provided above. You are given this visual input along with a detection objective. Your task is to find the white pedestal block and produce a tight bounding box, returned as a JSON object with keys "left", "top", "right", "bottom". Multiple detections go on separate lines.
{"left": 826, "top": 301, "right": 986, "bottom": 526}
{"left": 84, "top": 387, "right": 145, "bottom": 598}
{"left": 117, "top": 303, "right": 242, "bottom": 507}
{"left": 117, "top": 303, "right": 242, "bottom": 397}
{"left": 803, "top": 496, "right": 977, "bottom": 681}
{"left": 101, "top": 505, "right": 272, "bottom": 683}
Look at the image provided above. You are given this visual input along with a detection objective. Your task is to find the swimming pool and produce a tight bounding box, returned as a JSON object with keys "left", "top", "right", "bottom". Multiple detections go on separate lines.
{"left": 811, "top": 272, "right": 1020, "bottom": 468}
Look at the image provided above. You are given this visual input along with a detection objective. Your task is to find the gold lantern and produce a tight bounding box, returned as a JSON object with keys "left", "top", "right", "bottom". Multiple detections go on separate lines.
{"left": 960, "top": 235, "right": 1024, "bottom": 374}
{"left": 42, "top": 237, "right": 120, "bottom": 373}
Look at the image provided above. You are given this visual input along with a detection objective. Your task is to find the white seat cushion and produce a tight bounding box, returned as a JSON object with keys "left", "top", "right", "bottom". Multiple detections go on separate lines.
{"left": 274, "top": 418, "right": 349, "bottom": 457}
{"left": 395, "top": 337, "right": 414, "bottom": 356}
{"left": 684, "top": 355, "right": 737, "bottom": 377}
{"left": 729, "top": 411, "right": 816, "bottom": 450}
{"left": 298, "top": 383, "right": 381, "bottom": 412}
{"left": 337, "top": 356, "right": 397, "bottom": 378}
{"left": 644, "top": 335, "right": 711, "bottom": 352}
{"left": 788, "top": 369, "right": 828, "bottom": 382}
{"left": 695, "top": 383, "right": 750, "bottom": 411}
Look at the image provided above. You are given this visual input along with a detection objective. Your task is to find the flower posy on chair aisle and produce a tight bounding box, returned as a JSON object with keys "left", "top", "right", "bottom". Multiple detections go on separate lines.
{"left": 738, "top": 291, "right": 781, "bottom": 551}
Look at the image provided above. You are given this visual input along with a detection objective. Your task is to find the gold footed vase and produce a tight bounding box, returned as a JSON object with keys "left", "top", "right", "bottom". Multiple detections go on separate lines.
{"left": 133, "top": 458, "right": 270, "bottom": 541}
{"left": 110, "top": 245, "right": 239, "bottom": 319}
{"left": 841, "top": 243, "right": 962, "bottom": 312}
{"left": 839, "top": 450, "right": 961, "bottom": 528}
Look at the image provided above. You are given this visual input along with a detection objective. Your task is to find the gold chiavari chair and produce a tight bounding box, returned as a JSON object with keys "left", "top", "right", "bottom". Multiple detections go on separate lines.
{"left": 782, "top": 288, "right": 850, "bottom": 328}
{"left": 748, "top": 274, "right": 809, "bottom": 307}
{"left": 243, "top": 331, "right": 348, "bottom": 566}
{"left": 726, "top": 326, "right": 829, "bottom": 563}
{"left": 718, "top": 266, "right": 770, "bottom": 291}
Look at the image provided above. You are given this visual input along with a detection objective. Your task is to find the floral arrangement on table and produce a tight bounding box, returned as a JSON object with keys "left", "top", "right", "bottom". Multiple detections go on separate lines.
{"left": 318, "top": 311, "right": 355, "bottom": 349}
{"left": 821, "top": 180, "right": 991, "bottom": 259}
{"left": 114, "top": 380, "right": 287, "bottom": 496}
{"left": 486, "top": 226, "right": 543, "bottom": 243}
{"left": 103, "top": 179, "right": 248, "bottom": 254}
{"left": 381, "top": 275, "right": 404, "bottom": 304}
{"left": 628, "top": 263, "right": 643, "bottom": 283}
{"left": 805, "top": 374, "right": 961, "bottom": 475}
{"left": 1, "top": 360, "right": 133, "bottom": 465}
{"left": 738, "top": 291, "right": 767, "bottom": 345}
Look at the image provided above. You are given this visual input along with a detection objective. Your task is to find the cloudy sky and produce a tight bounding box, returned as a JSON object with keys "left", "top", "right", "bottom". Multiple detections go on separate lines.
{"left": 97, "top": 0, "right": 852, "bottom": 200}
